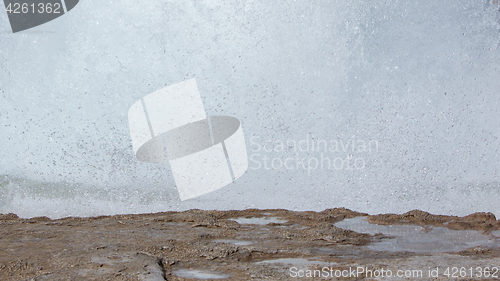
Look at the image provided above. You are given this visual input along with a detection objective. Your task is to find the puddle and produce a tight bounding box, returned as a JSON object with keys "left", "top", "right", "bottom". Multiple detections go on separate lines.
{"left": 491, "top": 230, "right": 500, "bottom": 238}
{"left": 334, "top": 217, "right": 497, "bottom": 253}
{"left": 213, "top": 239, "right": 254, "bottom": 246}
{"left": 91, "top": 255, "right": 132, "bottom": 264}
{"left": 256, "top": 258, "right": 331, "bottom": 267}
{"left": 172, "top": 269, "right": 229, "bottom": 280}
{"left": 230, "top": 217, "right": 288, "bottom": 225}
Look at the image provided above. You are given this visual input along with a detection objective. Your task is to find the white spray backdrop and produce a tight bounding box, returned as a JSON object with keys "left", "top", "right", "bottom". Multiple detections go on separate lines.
{"left": 0, "top": 0, "right": 499, "bottom": 218}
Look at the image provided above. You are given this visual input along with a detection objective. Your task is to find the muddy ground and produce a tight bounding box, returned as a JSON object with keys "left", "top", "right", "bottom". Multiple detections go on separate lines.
{"left": 1, "top": 208, "right": 499, "bottom": 280}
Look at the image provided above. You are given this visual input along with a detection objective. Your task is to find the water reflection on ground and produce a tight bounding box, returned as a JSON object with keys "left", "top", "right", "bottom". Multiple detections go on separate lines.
{"left": 335, "top": 217, "right": 497, "bottom": 253}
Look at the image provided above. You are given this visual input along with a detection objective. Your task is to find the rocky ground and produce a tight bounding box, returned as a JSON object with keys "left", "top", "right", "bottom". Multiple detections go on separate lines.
{"left": 0, "top": 208, "right": 499, "bottom": 280}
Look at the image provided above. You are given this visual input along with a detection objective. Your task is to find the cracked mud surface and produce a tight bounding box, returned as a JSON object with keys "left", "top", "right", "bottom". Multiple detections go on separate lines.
{"left": 1, "top": 208, "right": 499, "bottom": 280}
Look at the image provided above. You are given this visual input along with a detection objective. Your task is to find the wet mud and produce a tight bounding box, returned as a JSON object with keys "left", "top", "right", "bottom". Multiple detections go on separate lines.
{"left": 1, "top": 208, "right": 499, "bottom": 280}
